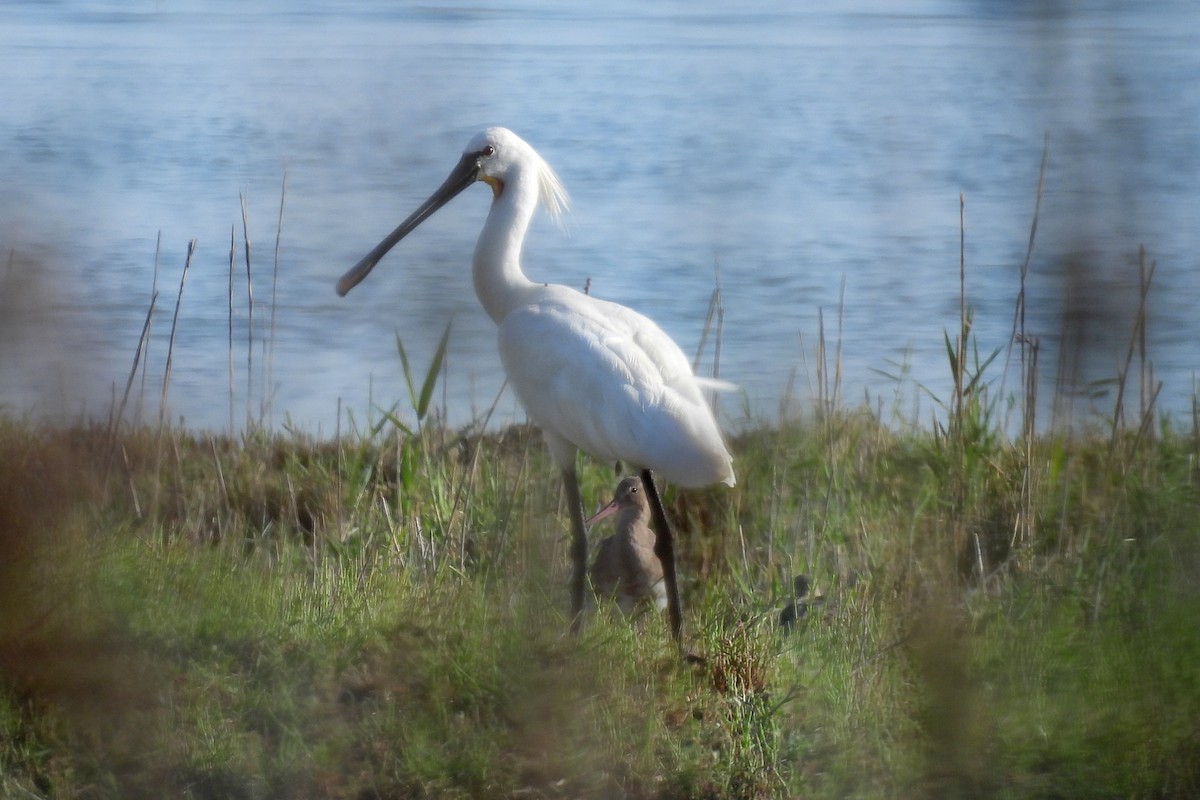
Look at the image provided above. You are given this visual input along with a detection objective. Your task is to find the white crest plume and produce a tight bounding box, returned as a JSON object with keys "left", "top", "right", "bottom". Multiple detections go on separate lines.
{"left": 533, "top": 146, "right": 569, "bottom": 225}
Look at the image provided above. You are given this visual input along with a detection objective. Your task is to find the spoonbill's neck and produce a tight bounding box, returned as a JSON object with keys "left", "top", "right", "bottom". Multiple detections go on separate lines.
{"left": 472, "top": 166, "right": 541, "bottom": 325}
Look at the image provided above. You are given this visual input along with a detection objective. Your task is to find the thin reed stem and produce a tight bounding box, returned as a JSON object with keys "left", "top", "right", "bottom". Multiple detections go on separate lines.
{"left": 1001, "top": 134, "right": 1049, "bottom": 434}
{"left": 1110, "top": 247, "right": 1157, "bottom": 451}
{"left": 1138, "top": 247, "right": 1155, "bottom": 425}
{"left": 713, "top": 263, "right": 724, "bottom": 380}
{"left": 114, "top": 292, "right": 158, "bottom": 435}
{"left": 955, "top": 193, "right": 979, "bottom": 573}
{"left": 266, "top": 170, "right": 287, "bottom": 429}
{"left": 228, "top": 225, "right": 237, "bottom": 433}
{"left": 691, "top": 264, "right": 725, "bottom": 417}
{"left": 955, "top": 193, "right": 966, "bottom": 438}
{"left": 816, "top": 308, "right": 827, "bottom": 418}
{"left": 834, "top": 275, "right": 845, "bottom": 411}
{"left": 152, "top": 239, "right": 195, "bottom": 538}
{"left": 103, "top": 289, "right": 159, "bottom": 496}
{"left": 137, "top": 231, "right": 162, "bottom": 425}
{"left": 241, "top": 192, "right": 254, "bottom": 430}
{"left": 160, "top": 239, "right": 196, "bottom": 429}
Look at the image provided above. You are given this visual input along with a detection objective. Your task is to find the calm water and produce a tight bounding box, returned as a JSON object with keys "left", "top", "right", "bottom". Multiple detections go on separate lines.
{"left": 2, "top": 1, "right": 1198, "bottom": 435}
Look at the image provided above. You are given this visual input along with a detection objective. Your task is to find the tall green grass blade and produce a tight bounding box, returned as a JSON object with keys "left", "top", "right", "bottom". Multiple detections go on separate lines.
{"left": 395, "top": 320, "right": 452, "bottom": 427}
{"left": 417, "top": 320, "right": 452, "bottom": 422}
{"left": 943, "top": 330, "right": 959, "bottom": 384}
{"left": 395, "top": 331, "right": 418, "bottom": 413}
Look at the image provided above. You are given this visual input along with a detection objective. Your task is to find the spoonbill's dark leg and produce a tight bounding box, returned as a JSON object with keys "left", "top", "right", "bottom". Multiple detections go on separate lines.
{"left": 640, "top": 469, "right": 683, "bottom": 643}
{"left": 563, "top": 466, "right": 589, "bottom": 633}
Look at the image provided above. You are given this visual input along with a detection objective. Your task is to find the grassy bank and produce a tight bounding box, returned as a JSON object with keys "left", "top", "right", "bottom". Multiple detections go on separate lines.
{"left": 1, "top": 391, "right": 1198, "bottom": 799}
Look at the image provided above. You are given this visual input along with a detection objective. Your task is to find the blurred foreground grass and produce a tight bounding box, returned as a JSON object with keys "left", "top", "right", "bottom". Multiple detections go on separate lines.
{"left": 1, "top": 403, "right": 1198, "bottom": 800}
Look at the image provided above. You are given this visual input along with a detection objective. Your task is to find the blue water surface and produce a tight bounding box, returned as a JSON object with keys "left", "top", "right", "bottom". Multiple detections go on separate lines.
{"left": 1, "top": 0, "right": 1197, "bottom": 435}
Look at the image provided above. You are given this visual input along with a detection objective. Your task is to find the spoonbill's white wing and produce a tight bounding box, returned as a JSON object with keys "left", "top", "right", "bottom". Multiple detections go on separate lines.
{"left": 498, "top": 289, "right": 735, "bottom": 488}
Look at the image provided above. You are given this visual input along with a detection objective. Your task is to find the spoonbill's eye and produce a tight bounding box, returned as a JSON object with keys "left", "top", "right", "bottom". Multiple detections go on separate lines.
{"left": 482, "top": 145, "right": 495, "bottom": 157}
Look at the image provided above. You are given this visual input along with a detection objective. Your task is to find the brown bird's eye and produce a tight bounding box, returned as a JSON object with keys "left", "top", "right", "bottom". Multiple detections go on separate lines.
{"left": 482, "top": 145, "right": 495, "bottom": 156}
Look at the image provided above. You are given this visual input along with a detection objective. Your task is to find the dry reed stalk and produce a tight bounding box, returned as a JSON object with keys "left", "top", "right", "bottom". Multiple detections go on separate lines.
{"left": 1130, "top": 380, "right": 1164, "bottom": 459}
{"left": 209, "top": 436, "right": 230, "bottom": 542}
{"left": 101, "top": 290, "right": 159, "bottom": 502}
{"left": 114, "top": 293, "right": 158, "bottom": 434}
{"left": 109, "top": 294, "right": 158, "bottom": 440}
{"left": 696, "top": 267, "right": 720, "bottom": 367}
{"left": 152, "top": 239, "right": 195, "bottom": 537}
{"left": 284, "top": 473, "right": 302, "bottom": 542}
{"left": 816, "top": 308, "right": 827, "bottom": 418}
{"left": 135, "top": 232, "right": 163, "bottom": 425}
{"left": 950, "top": 194, "right": 986, "bottom": 577}
{"left": 1001, "top": 134, "right": 1049, "bottom": 435}
{"left": 1126, "top": 248, "right": 1162, "bottom": 459}
{"left": 1014, "top": 333, "right": 1040, "bottom": 551}
{"left": 779, "top": 364, "right": 799, "bottom": 421}
{"left": 240, "top": 192, "right": 255, "bottom": 430}
{"left": 450, "top": 378, "right": 511, "bottom": 568}
{"left": 1137, "top": 247, "right": 1155, "bottom": 427}
{"left": 335, "top": 396, "right": 344, "bottom": 532}
{"left": 813, "top": 279, "right": 846, "bottom": 422}
{"left": 955, "top": 193, "right": 967, "bottom": 438}
{"left": 121, "top": 443, "right": 141, "bottom": 518}
{"left": 1110, "top": 246, "right": 1158, "bottom": 451}
{"left": 796, "top": 326, "right": 815, "bottom": 422}
{"left": 714, "top": 283, "right": 725, "bottom": 414}
{"left": 266, "top": 171, "right": 287, "bottom": 429}
{"left": 159, "top": 240, "right": 195, "bottom": 428}
{"left": 691, "top": 265, "right": 725, "bottom": 416}
{"left": 1050, "top": 310, "right": 1078, "bottom": 432}
{"left": 834, "top": 275, "right": 845, "bottom": 411}
{"left": 809, "top": 298, "right": 843, "bottom": 558}
{"left": 228, "top": 225, "right": 236, "bottom": 433}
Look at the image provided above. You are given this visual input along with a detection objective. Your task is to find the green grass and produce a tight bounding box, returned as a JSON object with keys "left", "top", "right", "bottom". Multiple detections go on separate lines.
{"left": 1, "top": 398, "right": 1199, "bottom": 799}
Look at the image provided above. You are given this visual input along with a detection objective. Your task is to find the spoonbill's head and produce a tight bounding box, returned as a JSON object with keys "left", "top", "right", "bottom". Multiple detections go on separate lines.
{"left": 336, "top": 126, "right": 568, "bottom": 297}
{"left": 467, "top": 128, "right": 569, "bottom": 216}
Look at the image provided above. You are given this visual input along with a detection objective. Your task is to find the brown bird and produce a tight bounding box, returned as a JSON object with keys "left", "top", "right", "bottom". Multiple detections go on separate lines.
{"left": 586, "top": 476, "right": 667, "bottom": 616}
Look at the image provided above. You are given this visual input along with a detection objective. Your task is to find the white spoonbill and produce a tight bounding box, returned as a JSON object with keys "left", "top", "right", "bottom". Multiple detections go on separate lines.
{"left": 336, "top": 127, "right": 734, "bottom": 642}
